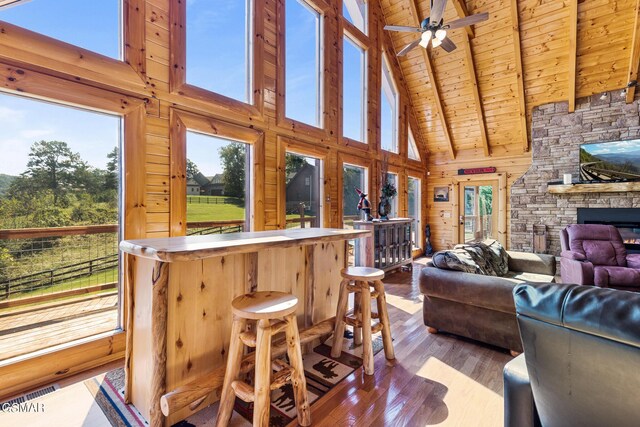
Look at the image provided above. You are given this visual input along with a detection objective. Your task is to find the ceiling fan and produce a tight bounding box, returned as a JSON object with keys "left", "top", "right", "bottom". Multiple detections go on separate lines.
{"left": 384, "top": 0, "right": 489, "bottom": 56}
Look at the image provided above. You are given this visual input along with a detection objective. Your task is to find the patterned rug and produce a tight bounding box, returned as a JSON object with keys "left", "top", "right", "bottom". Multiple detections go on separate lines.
{"left": 84, "top": 333, "right": 384, "bottom": 427}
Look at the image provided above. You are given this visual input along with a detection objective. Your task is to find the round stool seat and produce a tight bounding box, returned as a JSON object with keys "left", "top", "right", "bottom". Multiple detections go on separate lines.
{"left": 341, "top": 266, "right": 385, "bottom": 281}
{"left": 231, "top": 291, "right": 298, "bottom": 320}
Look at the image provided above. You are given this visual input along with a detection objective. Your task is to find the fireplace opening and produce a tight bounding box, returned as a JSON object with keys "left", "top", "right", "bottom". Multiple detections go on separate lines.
{"left": 577, "top": 208, "right": 640, "bottom": 253}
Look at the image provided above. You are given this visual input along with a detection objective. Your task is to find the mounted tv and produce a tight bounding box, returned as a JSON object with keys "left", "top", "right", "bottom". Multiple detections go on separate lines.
{"left": 579, "top": 139, "right": 640, "bottom": 183}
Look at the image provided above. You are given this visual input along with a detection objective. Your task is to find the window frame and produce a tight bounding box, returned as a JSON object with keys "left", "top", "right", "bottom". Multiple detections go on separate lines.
{"left": 338, "top": 152, "right": 372, "bottom": 228}
{"left": 407, "top": 125, "right": 421, "bottom": 161}
{"left": 170, "top": 109, "right": 265, "bottom": 235}
{"left": 0, "top": 67, "right": 146, "bottom": 399}
{"left": 407, "top": 174, "right": 423, "bottom": 250}
{"left": 342, "top": 31, "right": 368, "bottom": 146}
{"left": 342, "top": 0, "right": 368, "bottom": 36}
{"left": 276, "top": 0, "right": 330, "bottom": 139}
{"left": 380, "top": 53, "right": 399, "bottom": 154}
{"left": 170, "top": 0, "right": 264, "bottom": 120}
{"left": 277, "top": 136, "right": 329, "bottom": 229}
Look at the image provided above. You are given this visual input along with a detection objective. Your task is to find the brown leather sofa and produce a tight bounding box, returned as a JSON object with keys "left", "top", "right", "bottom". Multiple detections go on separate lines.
{"left": 419, "top": 251, "right": 556, "bottom": 352}
{"left": 504, "top": 282, "right": 640, "bottom": 427}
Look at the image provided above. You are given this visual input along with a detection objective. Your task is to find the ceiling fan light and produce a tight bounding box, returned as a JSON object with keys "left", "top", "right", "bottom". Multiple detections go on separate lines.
{"left": 421, "top": 30, "right": 432, "bottom": 42}
{"left": 419, "top": 38, "right": 430, "bottom": 48}
{"left": 432, "top": 37, "right": 442, "bottom": 48}
{"left": 435, "top": 29, "right": 447, "bottom": 40}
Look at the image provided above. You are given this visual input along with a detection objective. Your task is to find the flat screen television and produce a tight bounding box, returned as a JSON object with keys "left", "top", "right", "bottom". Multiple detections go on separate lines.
{"left": 579, "top": 139, "right": 640, "bottom": 182}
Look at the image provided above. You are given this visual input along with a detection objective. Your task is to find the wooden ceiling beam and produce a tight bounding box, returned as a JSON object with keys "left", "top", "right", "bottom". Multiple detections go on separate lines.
{"left": 451, "top": 0, "right": 489, "bottom": 157}
{"left": 450, "top": 0, "right": 475, "bottom": 39}
{"left": 568, "top": 0, "right": 578, "bottom": 112}
{"left": 626, "top": 0, "right": 640, "bottom": 103}
{"left": 408, "top": 0, "right": 455, "bottom": 160}
{"left": 509, "top": 0, "right": 529, "bottom": 153}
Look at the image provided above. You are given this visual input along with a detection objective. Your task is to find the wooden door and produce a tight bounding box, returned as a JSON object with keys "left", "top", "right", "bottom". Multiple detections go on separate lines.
{"left": 458, "top": 180, "right": 499, "bottom": 243}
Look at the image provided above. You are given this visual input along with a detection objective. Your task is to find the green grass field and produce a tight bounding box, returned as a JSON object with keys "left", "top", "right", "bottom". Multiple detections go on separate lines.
{"left": 186, "top": 196, "right": 245, "bottom": 222}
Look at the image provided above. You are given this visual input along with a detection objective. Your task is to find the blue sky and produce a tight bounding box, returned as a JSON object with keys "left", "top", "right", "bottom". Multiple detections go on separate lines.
{"left": 0, "top": 0, "right": 370, "bottom": 177}
{"left": 582, "top": 140, "right": 640, "bottom": 155}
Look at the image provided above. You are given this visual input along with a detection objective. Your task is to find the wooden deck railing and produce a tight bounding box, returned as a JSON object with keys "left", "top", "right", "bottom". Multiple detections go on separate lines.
{"left": 0, "top": 220, "right": 246, "bottom": 303}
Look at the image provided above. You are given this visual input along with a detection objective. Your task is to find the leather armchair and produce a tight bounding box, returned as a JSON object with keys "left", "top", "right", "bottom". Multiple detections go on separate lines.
{"left": 559, "top": 224, "right": 640, "bottom": 291}
{"left": 504, "top": 282, "right": 640, "bottom": 427}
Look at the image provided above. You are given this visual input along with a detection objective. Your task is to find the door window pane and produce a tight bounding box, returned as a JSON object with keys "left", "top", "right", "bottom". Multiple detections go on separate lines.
{"left": 286, "top": 0, "right": 322, "bottom": 127}
{"left": 342, "top": 164, "right": 367, "bottom": 228}
{"left": 381, "top": 55, "right": 398, "bottom": 153}
{"left": 463, "top": 185, "right": 494, "bottom": 242}
{"left": 408, "top": 177, "right": 421, "bottom": 249}
{"left": 343, "top": 0, "right": 367, "bottom": 34}
{"left": 285, "top": 153, "right": 322, "bottom": 229}
{"left": 0, "top": 92, "right": 121, "bottom": 361}
{"left": 0, "top": 0, "right": 121, "bottom": 59}
{"left": 186, "top": 0, "right": 252, "bottom": 103}
{"left": 186, "top": 132, "right": 252, "bottom": 233}
{"left": 343, "top": 36, "right": 366, "bottom": 142}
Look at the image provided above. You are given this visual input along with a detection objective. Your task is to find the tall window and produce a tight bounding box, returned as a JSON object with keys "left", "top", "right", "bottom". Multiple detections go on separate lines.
{"left": 381, "top": 54, "right": 399, "bottom": 153}
{"left": 343, "top": 35, "right": 366, "bottom": 143}
{"left": 186, "top": 132, "right": 252, "bottom": 233}
{"left": 408, "top": 176, "right": 422, "bottom": 249}
{"left": 385, "top": 172, "right": 398, "bottom": 218}
{"left": 186, "top": 0, "right": 253, "bottom": 103}
{"left": 0, "top": 0, "right": 121, "bottom": 59}
{"left": 343, "top": 0, "right": 367, "bottom": 34}
{"left": 0, "top": 92, "right": 121, "bottom": 360}
{"left": 285, "top": 152, "right": 322, "bottom": 229}
{"left": 285, "top": 0, "right": 322, "bottom": 127}
{"left": 408, "top": 126, "right": 421, "bottom": 161}
{"left": 342, "top": 164, "right": 368, "bottom": 228}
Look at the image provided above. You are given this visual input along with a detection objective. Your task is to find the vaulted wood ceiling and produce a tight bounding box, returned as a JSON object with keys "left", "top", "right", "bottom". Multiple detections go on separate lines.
{"left": 380, "top": 0, "right": 640, "bottom": 161}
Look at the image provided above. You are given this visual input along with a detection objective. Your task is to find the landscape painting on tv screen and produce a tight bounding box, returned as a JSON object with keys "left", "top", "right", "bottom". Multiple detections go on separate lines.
{"left": 579, "top": 140, "right": 640, "bottom": 182}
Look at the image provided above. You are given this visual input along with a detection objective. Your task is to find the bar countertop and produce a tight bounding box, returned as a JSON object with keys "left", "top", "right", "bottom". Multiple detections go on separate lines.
{"left": 119, "top": 227, "right": 370, "bottom": 262}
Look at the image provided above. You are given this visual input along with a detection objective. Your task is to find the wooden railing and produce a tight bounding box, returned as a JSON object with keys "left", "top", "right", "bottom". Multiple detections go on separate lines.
{"left": 0, "top": 220, "right": 246, "bottom": 303}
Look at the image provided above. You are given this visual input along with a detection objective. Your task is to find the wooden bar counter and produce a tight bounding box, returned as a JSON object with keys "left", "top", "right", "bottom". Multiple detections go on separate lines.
{"left": 119, "top": 228, "right": 369, "bottom": 427}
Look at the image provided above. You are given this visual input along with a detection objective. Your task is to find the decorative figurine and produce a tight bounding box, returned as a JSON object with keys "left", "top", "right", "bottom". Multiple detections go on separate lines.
{"left": 355, "top": 188, "right": 373, "bottom": 221}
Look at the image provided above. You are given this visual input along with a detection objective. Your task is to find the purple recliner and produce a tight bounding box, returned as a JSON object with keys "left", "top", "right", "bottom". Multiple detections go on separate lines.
{"left": 560, "top": 224, "right": 640, "bottom": 292}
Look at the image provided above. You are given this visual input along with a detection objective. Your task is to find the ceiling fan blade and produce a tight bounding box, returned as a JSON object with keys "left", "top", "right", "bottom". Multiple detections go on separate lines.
{"left": 397, "top": 39, "right": 421, "bottom": 57}
{"left": 384, "top": 25, "right": 423, "bottom": 33}
{"left": 440, "top": 37, "right": 457, "bottom": 53}
{"left": 430, "top": 0, "right": 448, "bottom": 26}
{"left": 445, "top": 12, "right": 489, "bottom": 30}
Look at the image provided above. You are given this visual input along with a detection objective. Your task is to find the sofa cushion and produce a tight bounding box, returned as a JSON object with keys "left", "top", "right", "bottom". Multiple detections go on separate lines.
{"left": 420, "top": 266, "right": 517, "bottom": 313}
{"left": 594, "top": 266, "right": 640, "bottom": 288}
{"left": 502, "top": 271, "right": 556, "bottom": 284}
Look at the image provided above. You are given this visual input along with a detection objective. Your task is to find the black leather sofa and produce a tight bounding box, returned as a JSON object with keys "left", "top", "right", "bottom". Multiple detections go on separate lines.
{"left": 504, "top": 282, "right": 640, "bottom": 427}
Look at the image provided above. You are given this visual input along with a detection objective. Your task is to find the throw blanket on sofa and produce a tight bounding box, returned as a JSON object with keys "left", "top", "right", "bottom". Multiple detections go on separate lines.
{"left": 431, "top": 240, "right": 509, "bottom": 276}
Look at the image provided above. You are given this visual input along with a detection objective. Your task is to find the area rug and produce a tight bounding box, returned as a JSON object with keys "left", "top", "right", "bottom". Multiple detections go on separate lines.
{"left": 84, "top": 333, "right": 383, "bottom": 427}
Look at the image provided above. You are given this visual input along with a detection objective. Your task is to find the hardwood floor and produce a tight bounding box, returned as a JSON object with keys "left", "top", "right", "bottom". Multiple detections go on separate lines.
{"left": 0, "top": 293, "right": 118, "bottom": 361}
{"left": 296, "top": 258, "right": 512, "bottom": 427}
{"left": 1, "top": 259, "right": 513, "bottom": 426}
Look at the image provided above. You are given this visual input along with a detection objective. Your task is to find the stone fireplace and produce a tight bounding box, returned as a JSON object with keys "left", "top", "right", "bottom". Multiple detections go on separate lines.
{"left": 510, "top": 92, "right": 640, "bottom": 255}
{"left": 577, "top": 208, "right": 640, "bottom": 253}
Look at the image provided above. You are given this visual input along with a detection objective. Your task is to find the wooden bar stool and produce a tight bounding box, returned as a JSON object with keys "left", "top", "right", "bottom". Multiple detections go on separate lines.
{"left": 331, "top": 267, "right": 395, "bottom": 375}
{"left": 215, "top": 291, "right": 311, "bottom": 427}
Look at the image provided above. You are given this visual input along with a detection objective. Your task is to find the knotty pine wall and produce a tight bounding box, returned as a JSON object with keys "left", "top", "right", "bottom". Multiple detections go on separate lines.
{"left": 0, "top": 0, "right": 429, "bottom": 398}
{"left": 0, "top": 0, "right": 428, "bottom": 241}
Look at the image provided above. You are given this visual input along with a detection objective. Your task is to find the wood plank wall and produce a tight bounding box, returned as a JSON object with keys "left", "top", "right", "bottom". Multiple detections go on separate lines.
{"left": 0, "top": 0, "right": 428, "bottom": 398}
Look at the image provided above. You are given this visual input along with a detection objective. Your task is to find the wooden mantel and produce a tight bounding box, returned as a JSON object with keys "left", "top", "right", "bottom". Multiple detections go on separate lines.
{"left": 119, "top": 228, "right": 369, "bottom": 426}
{"left": 547, "top": 182, "right": 640, "bottom": 194}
